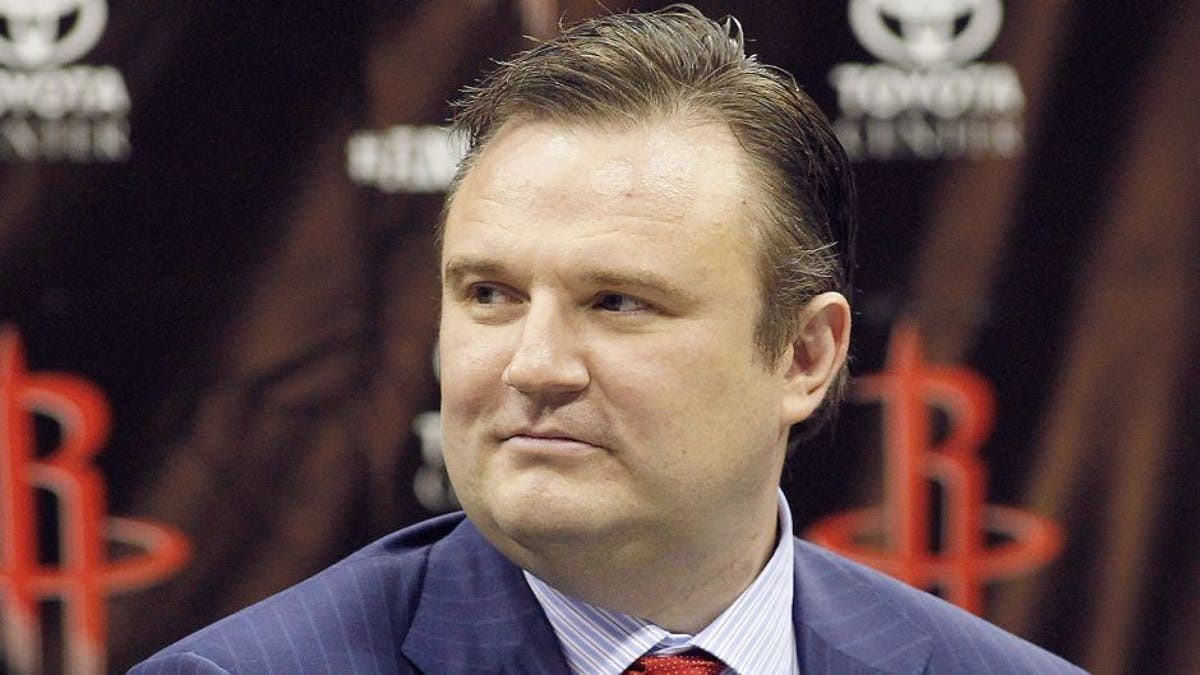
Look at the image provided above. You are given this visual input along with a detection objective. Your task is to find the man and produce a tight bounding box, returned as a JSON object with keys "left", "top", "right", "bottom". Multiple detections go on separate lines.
{"left": 133, "top": 6, "right": 1085, "bottom": 674}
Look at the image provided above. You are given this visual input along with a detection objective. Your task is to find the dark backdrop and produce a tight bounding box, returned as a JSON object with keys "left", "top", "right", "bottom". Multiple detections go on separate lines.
{"left": 1, "top": 1, "right": 1196, "bottom": 673}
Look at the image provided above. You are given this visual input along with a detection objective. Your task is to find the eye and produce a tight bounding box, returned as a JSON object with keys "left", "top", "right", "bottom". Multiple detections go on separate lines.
{"left": 468, "top": 284, "right": 519, "bottom": 305}
{"left": 594, "top": 293, "right": 647, "bottom": 313}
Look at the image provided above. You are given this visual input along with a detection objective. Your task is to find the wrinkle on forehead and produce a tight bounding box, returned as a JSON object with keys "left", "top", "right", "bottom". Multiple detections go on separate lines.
{"left": 461, "top": 118, "right": 734, "bottom": 225}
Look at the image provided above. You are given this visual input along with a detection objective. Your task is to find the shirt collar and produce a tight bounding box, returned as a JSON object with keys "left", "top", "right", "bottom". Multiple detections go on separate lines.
{"left": 525, "top": 490, "right": 798, "bottom": 675}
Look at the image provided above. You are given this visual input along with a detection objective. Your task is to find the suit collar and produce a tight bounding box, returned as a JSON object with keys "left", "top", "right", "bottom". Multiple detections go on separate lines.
{"left": 400, "top": 515, "right": 934, "bottom": 675}
{"left": 792, "top": 539, "right": 934, "bottom": 674}
{"left": 401, "top": 517, "right": 569, "bottom": 674}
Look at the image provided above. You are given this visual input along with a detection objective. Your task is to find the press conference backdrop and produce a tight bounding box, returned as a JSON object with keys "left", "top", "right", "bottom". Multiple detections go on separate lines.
{"left": 0, "top": 1, "right": 1196, "bottom": 673}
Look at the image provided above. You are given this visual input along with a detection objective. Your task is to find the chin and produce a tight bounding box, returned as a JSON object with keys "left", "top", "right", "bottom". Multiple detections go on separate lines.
{"left": 479, "top": 487, "right": 624, "bottom": 549}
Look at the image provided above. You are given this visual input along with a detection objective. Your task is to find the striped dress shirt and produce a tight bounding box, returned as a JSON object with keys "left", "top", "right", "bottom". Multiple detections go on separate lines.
{"left": 524, "top": 490, "right": 800, "bottom": 675}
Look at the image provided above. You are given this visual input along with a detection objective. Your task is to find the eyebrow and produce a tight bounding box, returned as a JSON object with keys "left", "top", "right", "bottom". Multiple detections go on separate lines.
{"left": 442, "top": 256, "right": 505, "bottom": 286}
{"left": 442, "top": 255, "right": 693, "bottom": 300}
{"left": 581, "top": 270, "right": 692, "bottom": 300}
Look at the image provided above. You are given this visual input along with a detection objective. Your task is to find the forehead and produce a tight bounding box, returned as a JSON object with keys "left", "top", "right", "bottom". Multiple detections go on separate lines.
{"left": 446, "top": 117, "right": 757, "bottom": 251}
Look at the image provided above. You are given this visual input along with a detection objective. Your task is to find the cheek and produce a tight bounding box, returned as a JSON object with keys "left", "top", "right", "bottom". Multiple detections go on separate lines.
{"left": 439, "top": 321, "right": 507, "bottom": 397}
{"left": 610, "top": 335, "right": 778, "bottom": 450}
{"left": 438, "top": 339, "right": 493, "bottom": 474}
{"left": 438, "top": 335, "right": 507, "bottom": 458}
{"left": 598, "top": 339, "right": 749, "bottom": 446}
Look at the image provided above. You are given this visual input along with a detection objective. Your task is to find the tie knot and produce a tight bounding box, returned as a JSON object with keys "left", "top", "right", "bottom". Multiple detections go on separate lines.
{"left": 625, "top": 650, "right": 726, "bottom": 674}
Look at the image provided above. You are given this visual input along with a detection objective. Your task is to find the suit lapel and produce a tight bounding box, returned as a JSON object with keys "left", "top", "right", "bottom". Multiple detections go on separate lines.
{"left": 792, "top": 539, "right": 934, "bottom": 675}
{"left": 401, "top": 518, "right": 569, "bottom": 675}
{"left": 402, "top": 521, "right": 934, "bottom": 674}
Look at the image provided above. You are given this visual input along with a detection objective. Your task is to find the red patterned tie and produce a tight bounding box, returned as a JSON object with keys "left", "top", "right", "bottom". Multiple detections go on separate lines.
{"left": 623, "top": 650, "right": 726, "bottom": 674}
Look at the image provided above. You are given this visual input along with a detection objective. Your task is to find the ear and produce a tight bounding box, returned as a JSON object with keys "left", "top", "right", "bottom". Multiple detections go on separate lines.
{"left": 780, "top": 292, "right": 852, "bottom": 425}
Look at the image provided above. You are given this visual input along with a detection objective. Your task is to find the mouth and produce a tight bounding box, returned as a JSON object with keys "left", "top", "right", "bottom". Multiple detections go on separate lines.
{"left": 500, "top": 428, "right": 605, "bottom": 455}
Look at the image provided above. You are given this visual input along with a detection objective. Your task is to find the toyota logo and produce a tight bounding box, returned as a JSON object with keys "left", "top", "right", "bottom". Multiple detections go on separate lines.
{"left": 848, "top": 0, "right": 1004, "bottom": 68}
{"left": 0, "top": 0, "right": 108, "bottom": 70}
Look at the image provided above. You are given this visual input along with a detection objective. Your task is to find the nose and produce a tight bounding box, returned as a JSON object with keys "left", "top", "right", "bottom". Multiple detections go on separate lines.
{"left": 502, "top": 298, "right": 590, "bottom": 396}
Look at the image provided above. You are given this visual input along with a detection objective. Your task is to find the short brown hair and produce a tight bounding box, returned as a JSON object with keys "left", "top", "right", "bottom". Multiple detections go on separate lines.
{"left": 445, "top": 4, "right": 856, "bottom": 445}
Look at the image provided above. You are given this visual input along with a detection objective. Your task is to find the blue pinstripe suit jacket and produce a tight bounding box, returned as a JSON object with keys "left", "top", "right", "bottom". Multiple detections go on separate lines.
{"left": 130, "top": 512, "right": 1086, "bottom": 674}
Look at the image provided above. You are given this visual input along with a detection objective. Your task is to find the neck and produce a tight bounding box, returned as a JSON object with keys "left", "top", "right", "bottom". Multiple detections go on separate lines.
{"left": 515, "top": 491, "right": 781, "bottom": 634}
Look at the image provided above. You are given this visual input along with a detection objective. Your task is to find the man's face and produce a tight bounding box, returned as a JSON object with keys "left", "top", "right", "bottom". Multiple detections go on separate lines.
{"left": 438, "top": 118, "right": 795, "bottom": 564}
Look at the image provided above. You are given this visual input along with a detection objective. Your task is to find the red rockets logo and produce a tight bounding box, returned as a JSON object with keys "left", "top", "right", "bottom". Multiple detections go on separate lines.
{"left": 0, "top": 327, "right": 190, "bottom": 675}
{"left": 807, "top": 321, "right": 1063, "bottom": 615}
